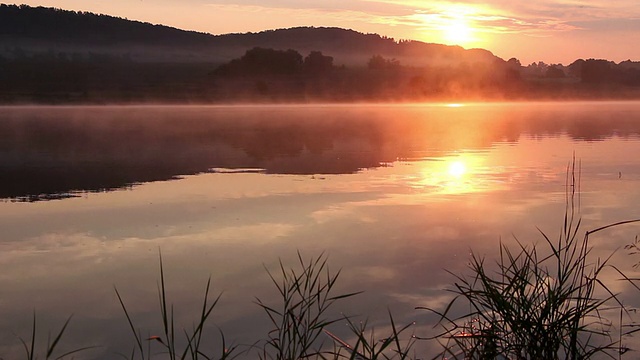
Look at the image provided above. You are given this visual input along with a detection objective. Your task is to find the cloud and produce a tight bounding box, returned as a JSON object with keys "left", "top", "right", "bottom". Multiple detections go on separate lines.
{"left": 203, "top": 3, "right": 386, "bottom": 26}
{"left": 359, "top": 1, "right": 590, "bottom": 35}
{"left": 203, "top": 0, "right": 639, "bottom": 38}
{"left": 204, "top": 0, "right": 410, "bottom": 14}
{"left": 569, "top": 17, "right": 640, "bottom": 32}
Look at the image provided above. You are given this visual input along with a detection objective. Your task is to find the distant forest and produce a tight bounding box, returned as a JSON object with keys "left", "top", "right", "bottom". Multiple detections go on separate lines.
{"left": 1, "top": 4, "right": 640, "bottom": 103}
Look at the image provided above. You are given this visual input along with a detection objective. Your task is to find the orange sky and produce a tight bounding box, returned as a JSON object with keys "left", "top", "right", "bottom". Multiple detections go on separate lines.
{"left": 8, "top": 0, "right": 640, "bottom": 65}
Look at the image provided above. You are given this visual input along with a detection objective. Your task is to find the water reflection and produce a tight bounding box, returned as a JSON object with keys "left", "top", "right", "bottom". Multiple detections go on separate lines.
{"left": 2, "top": 102, "right": 640, "bottom": 201}
{"left": 411, "top": 153, "right": 493, "bottom": 195}
{"left": 1, "top": 103, "right": 640, "bottom": 358}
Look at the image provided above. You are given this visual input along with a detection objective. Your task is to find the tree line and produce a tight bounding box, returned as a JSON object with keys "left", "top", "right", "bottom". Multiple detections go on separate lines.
{"left": 1, "top": 45, "right": 640, "bottom": 103}
{"left": 208, "top": 47, "right": 640, "bottom": 101}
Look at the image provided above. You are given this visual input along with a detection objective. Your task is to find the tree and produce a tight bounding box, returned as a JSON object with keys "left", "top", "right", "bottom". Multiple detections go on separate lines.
{"left": 581, "top": 59, "right": 613, "bottom": 83}
{"left": 507, "top": 57, "right": 521, "bottom": 68}
{"left": 567, "top": 59, "right": 585, "bottom": 78}
{"left": 213, "top": 47, "right": 303, "bottom": 77}
{"left": 303, "top": 51, "right": 333, "bottom": 74}
{"left": 522, "top": 61, "right": 550, "bottom": 78}
{"left": 367, "top": 55, "right": 386, "bottom": 70}
{"left": 367, "top": 55, "right": 400, "bottom": 70}
{"left": 545, "top": 65, "right": 565, "bottom": 78}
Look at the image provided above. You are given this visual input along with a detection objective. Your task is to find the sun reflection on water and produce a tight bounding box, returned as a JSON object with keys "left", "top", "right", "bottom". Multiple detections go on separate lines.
{"left": 411, "top": 152, "right": 497, "bottom": 195}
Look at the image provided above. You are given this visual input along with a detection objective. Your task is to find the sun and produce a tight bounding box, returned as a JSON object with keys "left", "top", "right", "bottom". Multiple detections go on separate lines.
{"left": 411, "top": 3, "right": 487, "bottom": 48}
{"left": 448, "top": 160, "right": 467, "bottom": 178}
{"left": 442, "top": 18, "right": 474, "bottom": 46}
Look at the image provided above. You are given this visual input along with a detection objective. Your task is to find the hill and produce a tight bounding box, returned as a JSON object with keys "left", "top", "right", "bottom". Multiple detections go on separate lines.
{"left": 0, "top": 4, "right": 499, "bottom": 66}
{"left": 2, "top": 4, "right": 640, "bottom": 103}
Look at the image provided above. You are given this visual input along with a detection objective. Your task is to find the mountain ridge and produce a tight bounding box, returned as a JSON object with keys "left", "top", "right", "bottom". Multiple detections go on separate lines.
{"left": 0, "top": 4, "right": 500, "bottom": 65}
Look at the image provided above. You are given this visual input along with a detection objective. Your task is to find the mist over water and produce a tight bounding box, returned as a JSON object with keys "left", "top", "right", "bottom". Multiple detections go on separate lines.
{"left": 1, "top": 102, "right": 640, "bottom": 358}
{"left": 2, "top": 102, "right": 640, "bottom": 201}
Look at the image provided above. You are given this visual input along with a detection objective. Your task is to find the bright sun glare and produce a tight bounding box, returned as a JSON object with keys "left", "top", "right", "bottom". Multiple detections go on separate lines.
{"left": 414, "top": 154, "right": 492, "bottom": 195}
{"left": 448, "top": 161, "right": 467, "bottom": 178}
{"left": 442, "top": 18, "right": 473, "bottom": 46}
{"left": 426, "top": 3, "right": 484, "bottom": 47}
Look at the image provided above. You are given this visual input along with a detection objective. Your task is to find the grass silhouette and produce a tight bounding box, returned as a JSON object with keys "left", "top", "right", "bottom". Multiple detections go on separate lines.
{"left": 420, "top": 160, "right": 640, "bottom": 359}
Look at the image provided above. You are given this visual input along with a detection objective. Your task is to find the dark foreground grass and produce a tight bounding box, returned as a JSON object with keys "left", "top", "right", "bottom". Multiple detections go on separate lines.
{"left": 17, "top": 313, "right": 95, "bottom": 360}
{"left": 420, "top": 162, "right": 640, "bottom": 360}
{"left": 254, "top": 251, "right": 361, "bottom": 359}
{"left": 9, "top": 162, "right": 640, "bottom": 360}
{"left": 114, "top": 251, "right": 238, "bottom": 360}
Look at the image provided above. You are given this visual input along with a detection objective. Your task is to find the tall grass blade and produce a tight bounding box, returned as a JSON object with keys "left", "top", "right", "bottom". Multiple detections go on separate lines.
{"left": 46, "top": 314, "right": 72, "bottom": 359}
{"left": 115, "top": 286, "right": 145, "bottom": 359}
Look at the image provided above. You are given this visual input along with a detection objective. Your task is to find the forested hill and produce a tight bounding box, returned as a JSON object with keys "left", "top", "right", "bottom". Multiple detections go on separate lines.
{"left": 0, "top": 4, "right": 213, "bottom": 46}
{"left": 0, "top": 4, "right": 499, "bottom": 65}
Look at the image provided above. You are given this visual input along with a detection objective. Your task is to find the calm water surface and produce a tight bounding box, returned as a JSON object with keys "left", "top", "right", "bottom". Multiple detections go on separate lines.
{"left": 1, "top": 103, "right": 640, "bottom": 358}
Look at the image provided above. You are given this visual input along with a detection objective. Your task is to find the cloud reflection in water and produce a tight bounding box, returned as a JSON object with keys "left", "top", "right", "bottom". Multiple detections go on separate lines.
{"left": 1, "top": 103, "right": 640, "bottom": 358}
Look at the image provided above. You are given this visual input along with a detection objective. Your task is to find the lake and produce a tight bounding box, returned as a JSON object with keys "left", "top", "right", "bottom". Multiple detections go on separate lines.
{"left": 1, "top": 102, "right": 640, "bottom": 359}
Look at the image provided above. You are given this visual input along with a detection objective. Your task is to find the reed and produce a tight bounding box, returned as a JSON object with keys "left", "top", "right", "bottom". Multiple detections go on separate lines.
{"left": 254, "top": 251, "right": 361, "bottom": 360}
{"left": 328, "top": 310, "right": 416, "bottom": 360}
{"left": 421, "top": 161, "right": 640, "bottom": 359}
{"left": 17, "top": 313, "right": 94, "bottom": 360}
{"left": 114, "top": 250, "right": 238, "bottom": 360}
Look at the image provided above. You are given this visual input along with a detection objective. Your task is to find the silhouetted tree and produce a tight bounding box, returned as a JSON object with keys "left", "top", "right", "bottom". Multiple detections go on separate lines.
{"left": 567, "top": 59, "right": 584, "bottom": 78}
{"left": 545, "top": 65, "right": 565, "bottom": 78}
{"left": 303, "top": 51, "right": 333, "bottom": 74}
{"left": 507, "top": 57, "right": 521, "bottom": 68}
{"left": 504, "top": 58, "right": 523, "bottom": 80}
{"left": 367, "top": 55, "right": 400, "bottom": 70}
{"left": 581, "top": 59, "right": 613, "bottom": 84}
{"left": 524, "top": 61, "right": 549, "bottom": 78}
{"left": 214, "top": 47, "right": 303, "bottom": 76}
{"left": 367, "top": 55, "right": 386, "bottom": 70}
{"left": 618, "top": 61, "right": 640, "bottom": 86}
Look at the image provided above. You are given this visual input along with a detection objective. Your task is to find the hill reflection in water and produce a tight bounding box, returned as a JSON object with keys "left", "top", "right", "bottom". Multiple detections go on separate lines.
{"left": 2, "top": 102, "right": 640, "bottom": 201}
